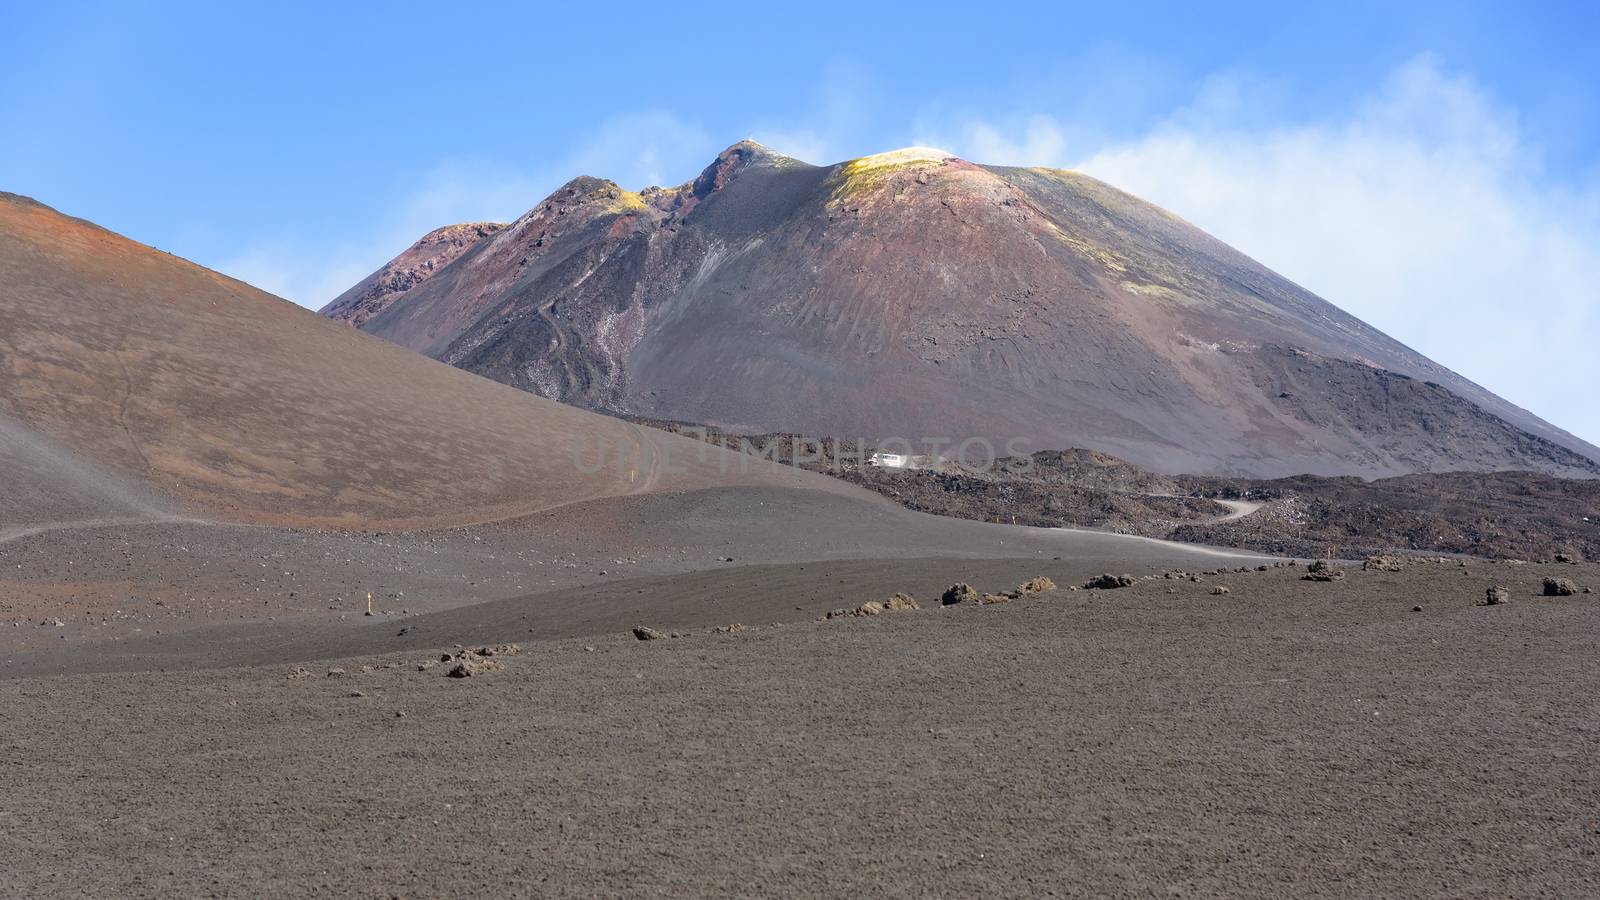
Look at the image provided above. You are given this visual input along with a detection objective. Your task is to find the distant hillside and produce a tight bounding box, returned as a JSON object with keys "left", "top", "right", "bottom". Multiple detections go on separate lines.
{"left": 324, "top": 143, "right": 1600, "bottom": 479}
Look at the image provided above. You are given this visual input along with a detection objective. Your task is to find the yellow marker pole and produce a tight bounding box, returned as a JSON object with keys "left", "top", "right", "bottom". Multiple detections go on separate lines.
{"left": 366, "top": 591, "right": 373, "bottom": 616}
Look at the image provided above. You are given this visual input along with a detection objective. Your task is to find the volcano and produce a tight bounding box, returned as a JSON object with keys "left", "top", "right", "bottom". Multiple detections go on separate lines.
{"left": 325, "top": 142, "right": 1598, "bottom": 479}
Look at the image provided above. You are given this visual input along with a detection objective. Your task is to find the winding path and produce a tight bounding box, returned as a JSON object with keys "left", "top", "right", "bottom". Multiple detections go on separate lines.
{"left": 1212, "top": 499, "right": 1265, "bottom": 522}
{"left": 0, "top": 513, "right": 209, "bottom": 547}
{"left": 1048, "top": 525, "right": 1279, "bottom": 561}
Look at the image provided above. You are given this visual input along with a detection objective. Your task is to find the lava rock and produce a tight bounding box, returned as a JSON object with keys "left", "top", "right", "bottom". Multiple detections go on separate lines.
{"left": 883, "top": 593, "right": 921, "bottom": 611}
{"left": 1543, "top": 577, "right": 1579, "bottom": 597}
{"left": 1363, "top": 556, "right": 1405, "bottom": 572}
{"left": 446, "top": 658, "right": 502, "bottom": 678}
{"left": 1015, "top": 577, "right": 1057, "bottom": 595}
{"left": 941, "top": 583, "right": 980, "bottom": 606}
{"left": 1084, "top": 574, "right": 1136, "bottom": 590}
{"left": 474, "top": 643, "right": 521, "bottom": 657}
{"left": 1302, "top": 560, "right": 1345, "bottom": 582}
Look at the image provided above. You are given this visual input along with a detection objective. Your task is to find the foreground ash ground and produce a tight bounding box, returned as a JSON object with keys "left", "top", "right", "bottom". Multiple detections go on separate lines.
{"left": 6, "top": 560, "right": 1597, "bottom": 897}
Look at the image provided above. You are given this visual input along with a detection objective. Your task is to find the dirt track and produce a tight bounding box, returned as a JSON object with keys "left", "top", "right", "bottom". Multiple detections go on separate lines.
{"left": 5, "top": 560, "right": 1596, "bottom": 897}
{"left": 1212, "top": 498, "right": 1264, "bottom": 521}
{"left": 0, "top": 485, "right": 1277, "bottom": 676}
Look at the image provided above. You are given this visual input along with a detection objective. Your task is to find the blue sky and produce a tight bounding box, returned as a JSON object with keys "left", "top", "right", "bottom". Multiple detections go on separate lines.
{"left": 4, "top": 1, "right": 1599, "bottom": 445}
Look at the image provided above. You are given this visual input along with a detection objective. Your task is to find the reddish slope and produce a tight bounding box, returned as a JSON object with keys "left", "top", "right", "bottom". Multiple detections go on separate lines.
{"left": 0, "top": 192, "right": 850, "bottom": 530}
{"left": 321, "top": 222, "right": 503, "bottom": 327}
{"left": 329, "top": 143, "right": 1600, "bottom": 479}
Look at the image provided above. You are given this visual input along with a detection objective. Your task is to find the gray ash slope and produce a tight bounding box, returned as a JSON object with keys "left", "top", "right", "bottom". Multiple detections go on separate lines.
{"left": 324, "top": 144, "right": 1599, "bottom": 479}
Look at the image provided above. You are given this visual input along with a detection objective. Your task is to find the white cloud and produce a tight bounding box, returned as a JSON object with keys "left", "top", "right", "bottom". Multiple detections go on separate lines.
{"left": 212, "top": 244, "right": 370, "bottom": 310}
{"left": 914, "top": 114, "right": 1067, "bottom": 167}
{"left": 747, "top": 60, "right": 883, "bottom": 166}
{"left": 746, "top": 127, "right": 830, "bottom": 166}
{"left": 549, "top": 111, "right": 715, "bottom": 191}
{"left": 928, "top": 58, "right": 1600, "bottom": 448}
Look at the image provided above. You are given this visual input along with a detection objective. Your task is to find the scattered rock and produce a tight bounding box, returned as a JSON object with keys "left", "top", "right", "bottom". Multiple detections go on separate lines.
{"left": 446, "top": 657, "right": 502, "bottom": 678}
{"left": 1015, "top": 577, "right": 1057, "bottom": 595}
{"left": 1554, "top": 552, "right": 1578, "bottom": 564}
{"left": 831, "top": 594, "right": 923, "bottom": 619}
{"left": 325, "top": 668, "right": 346, "bottom": 677}
{"left": 1412, "top": 605, "right": 1423, "bottom": 612}
{"left": 1083, "top": 574, "right": 1136, "bottom": 590}
{"left": 1212, "top": 586, "right": 1231, "bottom": 595}
{"left": 883, "top": 593, "right": 920, "bottom": 611}
{"left": 474, "top": 643, "right": 521, "bottom": 657}
{"left": 430, "top": 645, "right": 516, "bottom": 675}
{"left": 941, "top": 583, "right": 980, "bottom": 606}
{"left": 1363, "top": 555, "right": 1405, "bottom": 572}
{"left": 1543, "top": 577, "right": 1579, "bottom": 597}
{"left": 1482, "top": 586, "right": 1511, "bottom": 606}
{"left": 713, "top": 623, "right": 746, "bottom": 634}
{"left": 285, "top": 666, "right": 313, "bottom": 680}
{"left": 633, "top": 625, "right": 665, "bottom": 641}
{"left": 1302, "top": 560, "right": 1345, "bottom": 582}
{"left": 979, "top": 592, "right": 1013, "bottom": 605}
